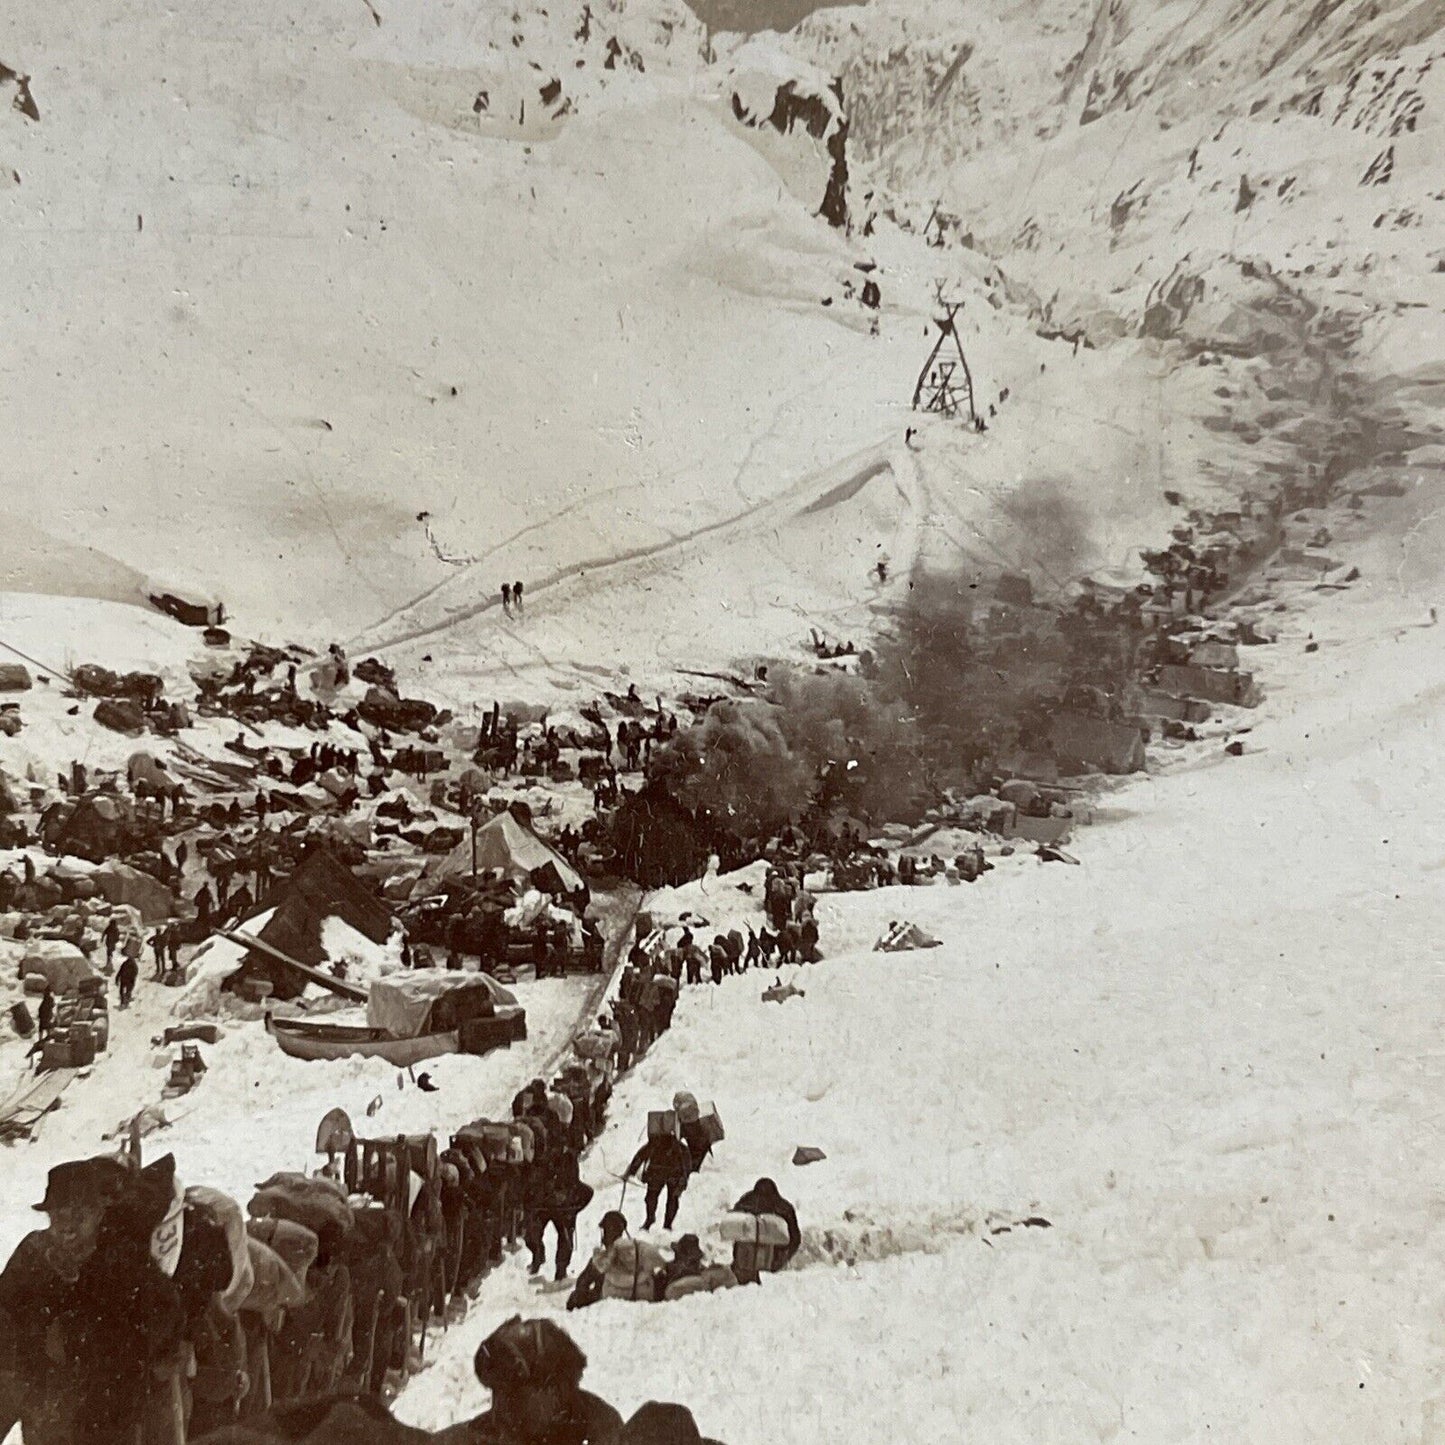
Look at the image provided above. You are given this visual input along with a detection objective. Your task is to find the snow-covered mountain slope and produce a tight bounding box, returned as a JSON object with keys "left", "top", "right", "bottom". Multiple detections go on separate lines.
{"left": 0, "top": 0, "right": 893, "bottom": 637}
{"left": 0, "top": 2, "right": 1441, "bottom": 1439}
{"left": 808, "top": 0, "right": 1445, "bottom": 340}
{"left": 8, "top": 0, "right": 1435, "bottom": 671}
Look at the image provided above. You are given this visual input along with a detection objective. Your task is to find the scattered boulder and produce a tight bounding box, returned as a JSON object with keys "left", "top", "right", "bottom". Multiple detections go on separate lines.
{"left": 73, "top": 664, "right": 164, "bottom": 705}
{"left": 357, "top": 687, "right": 438, "bottom": 734}
{"left": 1189, "top": 640, "right": 1239, "bottom": 670}
{"left": 93, "top": 861, "right": 175, "bottom": 924}
{"left": 353, "top": 657, "right": 397, "bottom": 690}
{"left": 762, "top": 981, "right": 805, "bottom": 1003}
{"left": 1155, "top": 664, "right": 1260, "bottom": 707}
{"left": 19, "top": 939, "right": 96, "bottom": 993}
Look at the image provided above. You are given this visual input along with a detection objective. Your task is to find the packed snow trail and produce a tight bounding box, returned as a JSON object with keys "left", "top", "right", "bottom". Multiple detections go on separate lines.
{"left": 351, "top": 438, "right": 900, "bottom": 655}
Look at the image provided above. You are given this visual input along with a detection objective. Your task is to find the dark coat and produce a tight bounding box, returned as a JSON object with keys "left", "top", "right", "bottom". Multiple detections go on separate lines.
{"left": 173, "top": 1201, "right": 235, "bottom": 1329}
{"left": 65, "top": 1236, "right": 185, "bottom": 1445}
{"left": 436, "top": 1389, "right": 622, "bottom": 1445}
{"left": 194, "top": 1388, "right": 623, "bottom": 1445}
{"left": 731, "top": 1186, "right": 801, "bottom": 1265}
{"left": 543, "top": 1150, "right": 594, "bottom": 1217}
{"left": 0, "top": 1231, "right": 74, "bottom": 1425}
{"left": 192, "top": 1394, "right": 431, "bottom": 1445}
{"left": 625, "top": 1136, "right": 690, "bottom": 1187}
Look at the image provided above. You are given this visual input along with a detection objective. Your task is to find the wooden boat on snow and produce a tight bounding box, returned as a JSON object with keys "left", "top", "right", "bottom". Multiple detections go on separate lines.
{"left": 266, "top": 1014, "right": 464, "bottom": 1065}
{"left": 266, "top": 972, "right": 525, "bottom": 1064}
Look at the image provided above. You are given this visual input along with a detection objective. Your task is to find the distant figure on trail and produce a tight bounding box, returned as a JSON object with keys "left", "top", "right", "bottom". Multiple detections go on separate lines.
{"left": 37, "top": 987, "right": 55, "bottom": 1041}
{"left": 513, "top": 580, "right": 524, "bottom": 615}
{"left": 501, "top": 583, "right": 513, "bottom": 616}
{"left": 116, "top": 952, "right": 138, "bottom": 1008}
{"left": 875, "top": 560, "right": 888, "bottom": 584}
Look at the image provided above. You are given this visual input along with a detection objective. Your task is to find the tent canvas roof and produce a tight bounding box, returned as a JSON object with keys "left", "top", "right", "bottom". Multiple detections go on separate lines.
{"left": 94, "top": 860, "right": 175, "bottom": 924}
{"left": 428, "top": 811, "right": 583, "bottom": 896}
{"left": 367, "top": 970, "right": 518, "bottom": 1037}
{"left": 232, "top": 848, "right": 392, "bottom": 1001}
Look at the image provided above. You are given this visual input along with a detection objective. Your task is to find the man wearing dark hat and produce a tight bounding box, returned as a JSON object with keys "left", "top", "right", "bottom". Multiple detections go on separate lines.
{"left": 434, "top": 1315, "right": 620, "bottom": 1445}
{"left": 653, "top": 1234, "right": 705, "bottom": 1302}
{"left": 0, "top": 1157, "right": 133, "bottom": 1445}
{"left": 66, "top": 1177, "right": 186, "bottom": 1445}
{"left": 564, "top": 1211, "right": 628, "bottom": 1312}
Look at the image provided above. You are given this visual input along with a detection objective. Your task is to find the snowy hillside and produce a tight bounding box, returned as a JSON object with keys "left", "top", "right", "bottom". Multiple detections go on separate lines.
{"left": 0, "top": 0, "right": 907, "bottom": 641}
{"left": 7, "top": 0, "right": 1431, "bottom": 671}
{"left": 0, "top": 0, "right": 1442, "bottom": 1441}
{"left": 386, "top": 484, "right": 1445, "bottom": 1444}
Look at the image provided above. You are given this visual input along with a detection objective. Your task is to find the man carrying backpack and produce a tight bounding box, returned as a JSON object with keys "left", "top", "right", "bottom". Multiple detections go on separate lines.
{"left": 622, "top": 1130, "right": 692, "bottom": 1232}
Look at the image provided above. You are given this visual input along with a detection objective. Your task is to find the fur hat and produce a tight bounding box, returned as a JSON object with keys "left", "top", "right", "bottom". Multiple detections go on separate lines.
{"left": 474, "top": 1316, "right": 586, "bottom": 1393}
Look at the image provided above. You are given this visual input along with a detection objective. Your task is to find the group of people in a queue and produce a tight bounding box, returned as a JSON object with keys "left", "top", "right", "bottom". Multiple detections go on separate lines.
{"left": 0, "top": 906, "right": 705, "bottom": 1445}
{"left": 0, "top": 863, "right": 821, "bottom": 1445}
{"left": 564, "top": 1167, "right": 800, "bottom": 1315}
{"left": 617, "top": 865, "right": 821, "bottom": 999}
{"left": 0, "top": 1152, "right": 240, "bottom": 1445}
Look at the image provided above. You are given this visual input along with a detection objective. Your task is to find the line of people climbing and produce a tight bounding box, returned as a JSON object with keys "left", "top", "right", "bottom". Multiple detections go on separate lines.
{"left": 0, "top": 911, "right": 700, "bottom": 1445}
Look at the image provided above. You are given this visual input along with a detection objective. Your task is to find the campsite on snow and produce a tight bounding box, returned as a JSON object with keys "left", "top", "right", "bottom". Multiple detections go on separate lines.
{"left": 1, "top": 0, "right": 1443, "bottom": 1441}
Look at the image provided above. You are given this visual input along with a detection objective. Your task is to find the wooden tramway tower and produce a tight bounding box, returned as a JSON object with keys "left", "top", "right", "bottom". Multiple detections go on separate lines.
{"left": 912, "top": 301, "right": 983, "bottom": 430}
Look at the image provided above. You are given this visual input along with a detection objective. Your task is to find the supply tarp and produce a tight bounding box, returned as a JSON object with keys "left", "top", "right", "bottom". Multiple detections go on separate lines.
{"left": 367, "top": 970, "right": 517, "bottom": 1038}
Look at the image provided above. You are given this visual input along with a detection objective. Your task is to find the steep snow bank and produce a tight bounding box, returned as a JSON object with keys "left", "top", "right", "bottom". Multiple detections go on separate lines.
{"left": 395, "top": 486, "right": 1445, "bottom": 1442}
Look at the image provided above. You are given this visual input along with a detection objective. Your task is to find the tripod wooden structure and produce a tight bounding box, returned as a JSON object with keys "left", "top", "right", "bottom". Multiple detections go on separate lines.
{"left": 912, "top": 302, "right": 983, "bottom": 429}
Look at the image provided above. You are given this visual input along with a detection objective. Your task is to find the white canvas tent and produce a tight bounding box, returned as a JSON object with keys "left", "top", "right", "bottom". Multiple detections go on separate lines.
{"left": 424, "top": 810, "right": 584, "bottom": 896}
